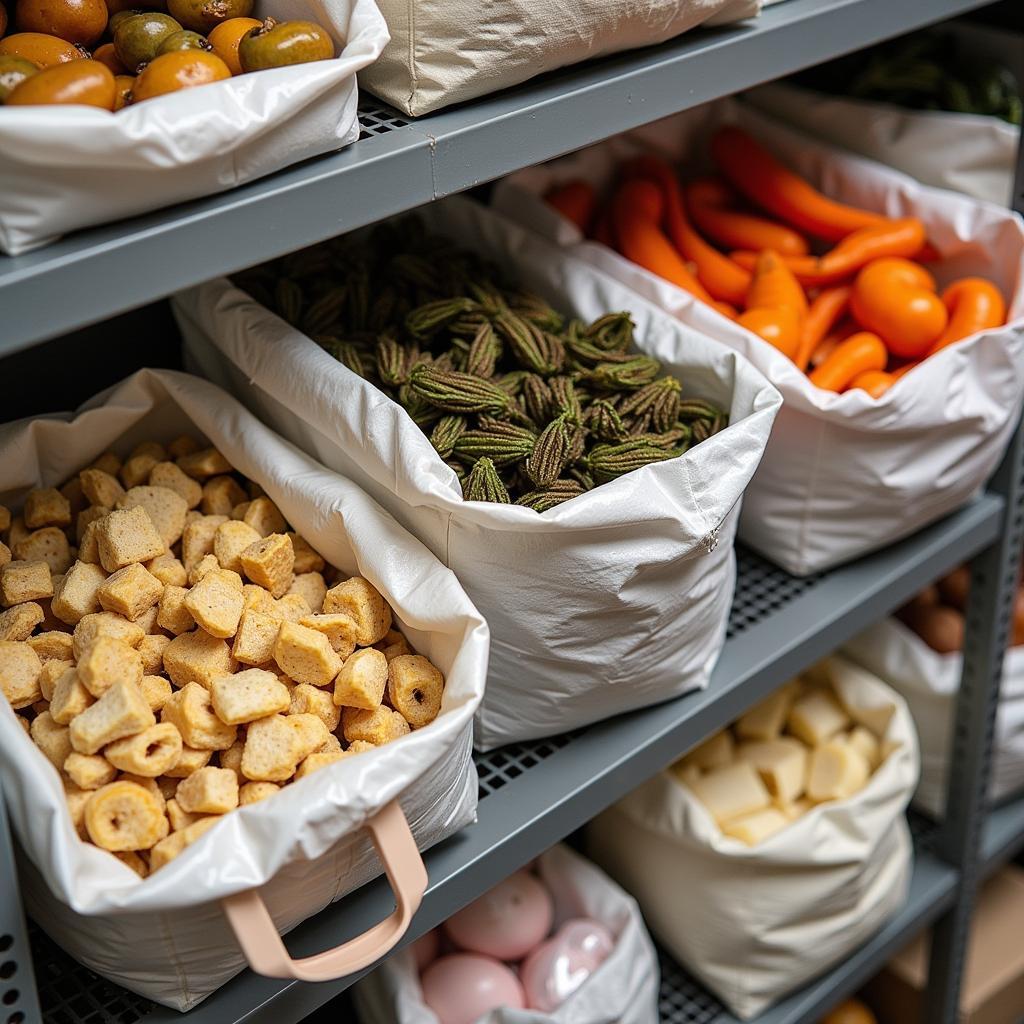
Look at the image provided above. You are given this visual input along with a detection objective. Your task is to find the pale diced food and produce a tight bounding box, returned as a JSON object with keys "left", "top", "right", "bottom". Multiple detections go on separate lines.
{"left": 807, "top": 740, "right": 870, "bottom": 803}
{"left": 687, "top": 762, "right": 771, "bottom": 825}
{"left": 736, "top": 737, "right": 808, "bottom": 805}
{"left": 722, "top": 807, "right": 789, "bottom": 846}
{"left": 787, "top": 689, "right": 850, "bottom": 747}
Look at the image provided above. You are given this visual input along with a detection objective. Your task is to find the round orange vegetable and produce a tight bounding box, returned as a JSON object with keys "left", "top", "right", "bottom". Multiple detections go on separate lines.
{"left": 850, "top": 258, "right": 947, "bottom": 358}
{"left": 711, "top": 126, "right": 886, "bottom": 241}
{"left": 737, "top": 306, "right": 801, "bottom": 360}
{"left": 131, "top": 47, "right": 229, "bottom": 99}
{"left": 937, "top": 566, "right": 970, "bottom": 611}
{"left": 0, "top": 31, "right": 86, "bottom": 66}
{"left": 207, "top": 15, "right": 262, "bottom": 74}
{"left": 112, "top": 71, "right": 132, "bottom": 107}
{"left": 15, "top": 0, "right": 108, "bottom": 46}
{"left": 902, "top": 603, "right": 965, "bottom": 653}
{"left": 5, "top": 56, "right": 115, "bottom": 106}
{"left": 808, "top": 331, "right": 887, "bottom": 391}
{"left": 796, "top": 285, "right": 850, "bottom": 371}
{"left": 821, "top": 1000, "right": 878, "bottom": 1024}
{"left": 848, "top": 369, "right": 895, "bottom": 399}
{"left": 746, "top": 249, "right": 807, "bottom": 316}
{"left": 544, "top": 180, "right": 596, "bottom": 233}
{"left": 685, "top": 176, "right": 810, "bottom": 256}
{"left": 926, "top": 277, "right": 1006, "bottom": 356}
{"left": 92, "top": 41, "right": 128, "bottom": 73}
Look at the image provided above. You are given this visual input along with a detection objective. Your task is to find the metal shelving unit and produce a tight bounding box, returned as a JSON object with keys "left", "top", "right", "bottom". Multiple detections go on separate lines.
{"left": 2, "top": 2, "right": 1024, "bottom": 1024}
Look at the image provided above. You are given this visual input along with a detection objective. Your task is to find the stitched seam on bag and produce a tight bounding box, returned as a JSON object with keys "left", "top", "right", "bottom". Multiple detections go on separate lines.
{"left": 797, "top": 419, "right": 829, "bottom": 574}
{"left": 405, "top": 0, "right": 417, "bottom": 114}
{"left": 159, "top": 908, "right": 193, "bottom": 1007}
{"left": 681, "top": 454, "right": 716, "bottom": 554}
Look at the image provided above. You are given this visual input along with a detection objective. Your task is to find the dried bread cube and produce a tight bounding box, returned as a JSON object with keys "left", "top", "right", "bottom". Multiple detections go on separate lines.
{"left": 85, "top": 780, "right": 168, "bottom": 851}
{"left": 289, "top": 534, "right": 324, "bottom": 575}
{"left": 381, "top": 636, "right": 411, "bottom": 663}
{"left": 24, "top": 487, "right": 71, "bottom": 529}
{"left": 314, "top": 733, "right": 342, "bottom": 755}
{"left": 7, "top": 517, "right": 30, "bottom": 552}
{"left": 239, "top": 781, "right": 279, "bottom": 805}
{"left": 243, "top": 497, "right": 287, "bottom": 537}
{"left": 202, "top": 476, "right": 247, "bottom": 517}
{"left": 69, "top": 678, "right": 155, "bottom": 755}
{"left": 231, "top": 502, "right": 251, "bottom": 521}
{"left": 0, "top": 601, "right": 44, "bottom": 642}
{"left": 155, "top": 585, "right": 194, "bottom": 636}
{"left": 187, "top": 554, "right": 220, "bottom": 586}
{"left": 138, "top": 635, "right": 171, "bottom": 675}
{"left": 211, "top": 668, "right": 290, "bottom": 725}
{"left": 322, "top": 577, "right": 391, "bottom": 645}
{"left": 51, "top": 561, "right": 107, "bottom": 625}
{"left": 687, "top": 762, "right": 771, "bottom": 826}
{"left": 161, "top": 682, "right": 237, "bottom": 750}
{"left": 387, "top": 654, "right": 443, "bottom": 728}
{"left": 73, "top": 611, "right": 144, "bottom": 660}
{"left": 218, "top": 739, "right": 245, "bottom": 781}
{"left": 64, "top": 783, "right": 91, "bottom": 837}
{"left": 50, "top": 668, "right": 93, "bottom": 723}
{"left": 241, "top": 713, "right": 300, "bottom": 782}
{"left": 164, "top": 745, "right": 213, "bottom": 778}
{"left": 0, "top": 541, "right": 10, "bottom": 569}
{"left": 736, "top": 683, "right": 800, "bottom": 742}
{"left": 807, "top": 740, "right": 870, "bottom": 803}
{"left": 232, "top": 610, "right": 280, "bottom": 666}
{"left": 242, "top": 584, "right": 278, "bottom": 617}
{"left": 2, "top": 560, "right": 54, "bottom": 606}
{"left": 788, "top": 689, "right": 850, "bottom": 747}
{"left": 30, "top": 711, "right": 73, "bottom": 770}
{"left": 300, "top": 613, "right": 357, "bottom": 658}
{"left": 168, "top": 435, "right": 200, "bottom": 460}
{"left": 214, "top": 521, "right": 261, "bottom": 574}
{"left": 289, "top": 682, "right": 340, "bottom": 732}
{"left": 14, "top": 527, "right": 72, "bottom": 574}
{"left": 113, "top": 850, "right": 149, "bottom": 877}
{"left": 121, "top": 454, "right": 160, "bottom": 490}
{"left": 287, "top": 713, "right": 330, "bottom": 761}
{"left": 76, "top": 503, "right": 109, "bottom": 544}
{"left": 38, "top": 658, "right": 73, "bottom": 701}
{"left": 149, "top": 462, "right": 202, "bottom": 510}
{"left": 80, "top": 469, "right": 125, "bottom": 508}
{"left": 348, "top": 740, "right": 376, "bottom": 755}
{"left": 88, "top": 452, "right": 122, "bottom": 477}
{"left": 181, "top": 515, "right": 229, "bottom": 572}
{"left": 146, "top": 552, "right": 187, "bottom": 588}
{"left": 737, "top": 738, "right": 808, "bottom": 805}
{"left": 185, "top": 569, "right": 243, "bottom": 639}
{"left": 0, "top": 506, "right": 10, "bottom": 533}
{"left": 275, "top": 594, "right": 311, "bottom": 622}
{"left": 116, "top": 486, "right": 188, "bottom": 548}
{"left": 96, "top": 507, "right": 165, "bottom": 573}
{"left": 274, "top": 621, "right": 341, "bottom": 687}
{"left": 64, "top": 752, "right": 118, "bottom": 790}
{"left": 342, "top": 705, "right": 410, "bottom": 746}
{"left": 333, "top": 648, "right": 387, "bottom": 711}
{"left": 175, "top": 765, "right": 238, "bottom": 814}
{"left": 166, "top": 798, "right": 200, "bottom": 831}
{"left": 97, "top": 562, "right": 163, "bottom": 621}
{"left": 60, "top": 479, "right": 86, "bottom": 520}
{"left": 77, "top": 635, "right": 143, "bottom": 697}
{"left": 77, "top": 518, "right": 104, "bottom": 564}
{"left": 177, "top": 447, "right": 232, "bottom": 480}
{"left": 775, "top": 796, "right": 813, "bottom": 821}
{"left": 240, "top": 533, "right": 293, "bottom": 599}
{"left": 27, "top": 631, "right": 74, "bottom": 663}
{"left": 131, "top": 442, "right": 167, "bottom": 462}
{"left": 105, "top": 722, "right": 183, "bottom": 776}
{"left": 139, "top": 674, "right": 173, "bottom": 713}
{"left": 287, "top": 573, "right": 326, "bottom": 615}
{"left": 296, "top": 750, "right": 345, "bottom": 779}
{"left": 149, "top": 815, "right": 220, "bottom": 871}
{"left": 163, "top": 629, "right": 234, "bottom": 689}
{"left": 722, "top": 807, "right": 790, "bottom": 846}
{"left": 0, "top": 641, "right": 43, "bottom": 709}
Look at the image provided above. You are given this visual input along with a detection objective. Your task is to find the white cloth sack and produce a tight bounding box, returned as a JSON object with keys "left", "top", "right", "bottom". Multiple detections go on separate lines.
{"left": 353, "top": 844, "right": 660, "bottom": 1024}
{"left": 359, "top": 0, "right": 760, "bottom": 117}
{"left": 0, "top": 368, "right": 488, "bottom": 1010}
{"left": 586, "top": 656, "right": 919, "bottom": 1020}
{"left": 493, "top": 98, "right": 1024, "bottom": 576}
{"left": 844, "top": 618, "right": 1024, "bottom": 818}
{"left": 0, "top": 0, "right": 388, "bottom": 255}
{"left": 174, "top": 196, "right": 781, "bottom": 750}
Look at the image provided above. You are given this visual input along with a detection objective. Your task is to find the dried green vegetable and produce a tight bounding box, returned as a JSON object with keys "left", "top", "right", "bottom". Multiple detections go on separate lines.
{"left": 234, "top": 219, "right": 730, "bottom": 512}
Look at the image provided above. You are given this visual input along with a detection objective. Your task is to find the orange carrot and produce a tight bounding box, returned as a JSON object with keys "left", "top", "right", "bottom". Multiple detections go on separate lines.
{"left": 711, "top": 126, "right": 887, "bottom": 241}
{"left": 849, "top": 369, "right": 896, "bottom": 398}
{"left": 612, "top": 179, "right": 713, "bottom": 303}
{"left": 545, "top": 180, "right": 596, "bottom": 232}
{"left": 796, "top": 285, "right": 851, "bottom": 371}
{"left": 926, "top": 277, "right": 1006, "bottom": 356}
{"left": 737, "top": 306, "right": 802, "bottom": 361}
{"left": 809, "top": 332, "right": 888, "bottom": 391}
{"left": 590, "top": 210, "right": 616, "bottom": 248}
{"left": 746, "top": 250, "right": 808, "bottom": 316}
{"left": 623, "top": 155, "right": 752, "bottom": 306}
{"left": 810, "top": 319, "right": 860, "bottom": 368}
{"left": 685, "top": 176, "right": 810, "bottom": 257}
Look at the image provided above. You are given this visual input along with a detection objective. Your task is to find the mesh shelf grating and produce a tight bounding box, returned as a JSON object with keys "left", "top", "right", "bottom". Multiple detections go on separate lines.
{"left": 658, "top": 948, "right": 726, "bottom": 1023}
{"left": 357, "top": 98, "right": 411, "bottom": 139}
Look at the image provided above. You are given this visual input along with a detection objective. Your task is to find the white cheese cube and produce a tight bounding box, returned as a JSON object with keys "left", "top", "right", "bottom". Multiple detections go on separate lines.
{"left": 847, "top": 725, "right": 881, "bottom": 770}
{"left": 722, "top": 807, "right": 789, "bottom": 846}
{"left": 774, "top": 796, "right": 813, "bottom": 821}
{"left": 737, "top": 737, "right": 808, "bottom": 804}
{"left": 681, "top": 729, "right": 734, "bottom": 772}
{"left": 671, "top": 761, "right": 703, "bottom": 786}
{"left": 735, "top": 681, "right": 798, "bottom": 741}
{"left": 807, "top": 740, "right": 870, "bottom": 802}
{"left": 787, "top": 689, "right": 850, "bottom": 746}
{"left": 687, "top": 761, "right": 770, "bottom": 825}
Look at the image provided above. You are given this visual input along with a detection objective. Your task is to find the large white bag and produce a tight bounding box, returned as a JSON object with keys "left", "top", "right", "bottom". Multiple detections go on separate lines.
{"left": 359, "top": 0, "right": 759, "bottom": 117}
{"left": 0, "top": 0, "right": 388, "bottom": 255}
{"left": 586, "top": 656, "right": 919, "bottom": 1020}
{"left": 493, "top": 99, "right": 1024, "bottom": 576}
{"left": 844, "top": 618, "right": 1024, "bottom": 818}
{"left": 0, "top": 368, "right": 488, "bottom": 1010}
{"left": 174, "top": 196, "right": 781, "bottom": 750}
{"left": 353, "top": 844, "right": 660, "bottom": 1024}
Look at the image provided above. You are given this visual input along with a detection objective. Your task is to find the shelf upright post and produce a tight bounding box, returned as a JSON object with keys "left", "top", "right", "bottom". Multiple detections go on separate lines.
{"left": 0, "top": 779, "right": 42, "bottom": 1024}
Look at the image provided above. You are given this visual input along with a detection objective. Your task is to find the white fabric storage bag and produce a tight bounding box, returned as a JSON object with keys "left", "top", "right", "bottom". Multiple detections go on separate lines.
{"left": 0, "top": 0, "right": 388, "bottom": 256}
{"left": 492, "top": 99, "right": 1024, "bottom": 577}
{"left": 844, "top": 618, "right": 1024, "bottom": 818}
{"left": 174, "top": 196, "right": 781, "bottom": 750}
{"left": 359, "top": 0, "right": 760, "bottom": 117}
{"left": 353, "top": 843, "right": 660, "bottom": 1024}
{"left": 0, "top": 368, "right": 488, "bottom": 1010}
{"left": 585, "top": 658, "right": 919, "bottom": 1020}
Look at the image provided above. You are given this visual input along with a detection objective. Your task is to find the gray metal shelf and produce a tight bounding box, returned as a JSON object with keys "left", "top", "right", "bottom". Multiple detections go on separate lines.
{"left": 24, "top": 500, "right": 1003, "bottom": 1024}
{"left": 0, "top": 0, "right": 998, "bottom": 357}
{"left": 981, "top": 793, "right": 1024, "bottom": 876}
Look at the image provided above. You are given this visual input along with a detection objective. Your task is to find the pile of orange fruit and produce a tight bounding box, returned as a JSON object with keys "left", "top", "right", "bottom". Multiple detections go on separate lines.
{"left": 0, "top": 0, "right": 335, "bottom": 109}
{"left": 546, "top": 127, "right": 1009, "bottom": 397}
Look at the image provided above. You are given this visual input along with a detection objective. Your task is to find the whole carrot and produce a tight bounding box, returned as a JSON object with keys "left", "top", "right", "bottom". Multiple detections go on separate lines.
{"left": 545, "top": 180, "right": 597, "bottom": 232}
{"left": 796, "top": 285, "right": 851, "bottom": 371}
{"left": 926, "top": 278, "right": 1006, "bottom": 356}
{"left": 711, "top": 126, "right": 886, "bottom": 241}
{"left": 746, "top": 250, "right": 808, "bottom": 316}
{"left": 685, "top": 176, "right": 810, "bottom": 257}
{"left": 810, "top": 319, "right": 860, "bottom": 368}
{"left": 737, "top": 306, "right": 802, "bottom": 360}
{"left": 809, "top": 331, "right": 888, "bottom": 391}
{"left": 849, "top": 369, "right": 896, "bottom": 398}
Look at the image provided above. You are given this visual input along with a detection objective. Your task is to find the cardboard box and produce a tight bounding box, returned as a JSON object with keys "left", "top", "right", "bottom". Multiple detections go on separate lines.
{"left": 865, "top": 865, "right": 1024, "bottom": 1024}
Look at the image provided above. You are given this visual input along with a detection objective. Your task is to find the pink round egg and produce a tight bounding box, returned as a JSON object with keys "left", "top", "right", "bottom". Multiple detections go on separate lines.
{"left": 410, "top": 928, "right": 440, "bottom": 971}
{"left": 444, "top": 870, "right": 554, "bottom": 961}
{"left": 421, "top": 953, "right": 525, "bottom": 1024}
{"left": 520, "top": 918, "right": 615, "bottom": 1012}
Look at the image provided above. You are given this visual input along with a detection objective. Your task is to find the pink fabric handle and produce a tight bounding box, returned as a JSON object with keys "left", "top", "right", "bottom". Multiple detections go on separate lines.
{"left": 221, "top": 799, "right": 428, "bottom": 981}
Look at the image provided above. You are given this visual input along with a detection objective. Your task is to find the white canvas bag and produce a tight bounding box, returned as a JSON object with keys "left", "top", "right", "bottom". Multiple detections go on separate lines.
{"left": 586, "top": 657, "right": 918, "bottom": 1020}
{"left": 0, "top": 368, "right": 488, "bottom": 1010}
{"left": 844, "top": 617, "right": 1024, "bottom": 817}
{"left": 359, "top": 0, "right": 760, "bottom": 117}
{"left": 493, "top": 99, "right": 1024, "bottom": 576}
{"left": 174, "top": 196, "right": 781, "bottom": 750}
{"left": 353, "top": 844, "right": 660, "bottom": 1024}
{"left": 0, "top": 0, "right": 389, "bottom": 255}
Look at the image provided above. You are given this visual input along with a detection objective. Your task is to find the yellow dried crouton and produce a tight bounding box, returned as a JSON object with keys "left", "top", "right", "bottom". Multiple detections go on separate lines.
{"left": 231, "top": 610, "right": 280, "bottom": 666}
{"left": 149, "top": 461, "right": 202, "bottom": 510}
{"left": 14, "top": 526, "right": 72, "bottom": 574}
{"left": 239, "top": 533, "right": 293, "bottom": 599}
{"left": 97, "top": 562, "right": 163, "bottom": 621}
{"left": 77, "top": 635, "right": 143, "bottom": 697}
{"left": 181, "top": 515, "right": 228, "bottom": 572}
{"left": 243, "top": 497, "right": 287, "bottom": 537}
{"left": 163, "top": 744, "right": 213, "bottom": 778}
{"left": 161, "top": 682, "right": 237, "bottom": 750}
{"left": 145, "top": 551, "right": 188, "bottom": 588}
{"left": 162, "top": 629, "right": 234, "bottom": 689}
{"left": 288, "top": 534, "right": 325, "bottom": 575}
{"left": 85, "top": 780, "right": 168, "bottom": 852}
{"left": 49, "top": 667, "right": 93, "bottom": 723}
{"left": 64, "top": 752, "right": 117, "bottom": 790}
{"left": 274, "top": 621, "right": 341, "bottom": 687}
{"left": 0, "top": 601, "right": 44, "bottom": 642}
{"left": 24, "top": 487, "right": 71, "bottom": 529}
{"left": 333, "top": 648, "right": 387, "bottom": 711}
{"left": 1, "top": 560, "right": 54, "bottom": 606}
{"left": 202, "top": 476, "right": 247, "bottom": 517}
{"left": 157, "top": 585, "right": 195, "bottom": 636}
{"left": 137, "top": 635, "right": 171, "bottom": 675}
{"left": 177, "top": 448, "right": 232, "bottom": 480}
{"left": 72, "top": 611, "right": 144, "bottom": 660}
{"left": 96, "top": 507, "right": 165, "bottom": 573}
{"left": 239, "top": 781, "right": 279, "bottom": 805}
{"left": 30, "top": 711, "right": 72, "bottom": 770}
{"left": 175, "top": 765, "right": 238, "bottom": 814}
{"left": 298, "top": 613, "right": 357, "bottom": 658}
{"left": 241, "top": 713, "right": 300, "bottom": 782}
{"left": 322, "top": 577, "right": 391, "bottom": 645}
{"left": 210, "top": 668, "right": 290, "bottom": 725}
{"left": 289, "top": 682, "right": 340, "bottom": 732}
{"left": 116, "top": 486, "right": 188, "bottom": 548}
{"left": 387, "top": 654, "right": 444, "bottom": 729}
{"left": 69, "top": 678, "right": 155, "bottom": 755}
{"left": 105, "top": 722, "right": 182, "bottom": 776}
{"left": 51, "top": 561, "right": 107, "bottom": 625}
{"left": 213, "top": 521, "right": 261, "bottom": 574}
{"left": 0, "top": 640, "right": 43, "bottom": 709}
{"left": 342, "top": 705, "right": 410, "bottom": 746}
{"left": 27, "top": 630, "right": 74, "bottom": 663}
{"left": 184, "top": 568, "right": 243, "bottom": 639}
{"left": 287, "top": 573, "right": 326, "bottom": 615}
{"left": 80, "top": 468, "right": 125, "bottom": 509}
